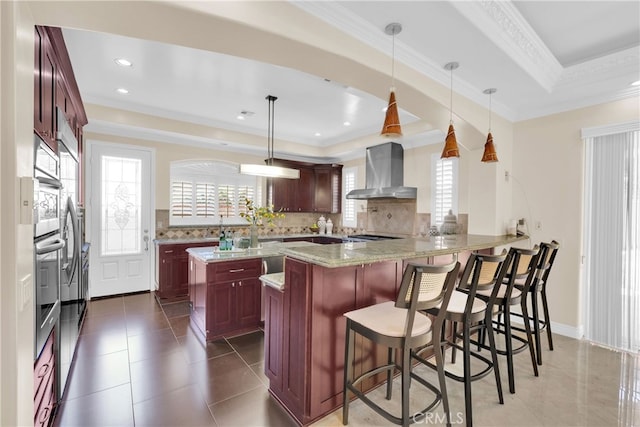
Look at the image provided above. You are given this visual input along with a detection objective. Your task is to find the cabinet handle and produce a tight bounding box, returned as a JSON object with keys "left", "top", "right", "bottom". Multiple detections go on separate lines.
{"left": 164, "top": 250, "right": 174, "bottom": 253}
{"left": 37, "top": 363, "right": 50, "bottom": 378}
{"left": 229, "top": 268, "right": 245, "bottom": 273}
{"left": 39, "top": 406, "right": 50, "bottom": 423}
{"left": 232, "top": 282, "right": 235, "bottom": 288}
{"left": 238, "top": 281, "right": 242, "bottom": 287}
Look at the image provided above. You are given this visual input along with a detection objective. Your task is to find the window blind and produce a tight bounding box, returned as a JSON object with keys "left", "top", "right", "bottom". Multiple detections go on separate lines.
{"left": 342, "top": 167, "right": 357, "bottom": 228}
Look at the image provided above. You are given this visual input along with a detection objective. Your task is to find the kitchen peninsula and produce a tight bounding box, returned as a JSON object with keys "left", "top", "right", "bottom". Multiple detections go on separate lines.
{"left": 263, "top": 234, "right": 527, "bottom": 425}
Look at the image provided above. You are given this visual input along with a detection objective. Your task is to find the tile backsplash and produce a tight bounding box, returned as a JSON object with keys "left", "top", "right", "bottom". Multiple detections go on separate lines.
{"left": 154, "top": 206, "right": 469, "bottom": 240}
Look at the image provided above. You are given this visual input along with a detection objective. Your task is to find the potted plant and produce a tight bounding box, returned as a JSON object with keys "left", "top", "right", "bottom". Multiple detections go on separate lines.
{"left": 239, "top": 199, "right": 284, "bottom": 248}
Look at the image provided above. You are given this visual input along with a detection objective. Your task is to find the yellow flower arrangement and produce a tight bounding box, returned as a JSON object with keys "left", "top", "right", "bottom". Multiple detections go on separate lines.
{"left": 239, "top": 198, "right": 285, "bottom": 226}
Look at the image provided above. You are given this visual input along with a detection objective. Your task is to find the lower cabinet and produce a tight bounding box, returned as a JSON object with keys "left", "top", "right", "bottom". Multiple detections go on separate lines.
{"left": 34, "top": 330, "right": 55, "bottom": 427}
{"left": 263, "top": 285, "right": 284, "bottom": 393}
{"left": 156, "top": 241, "right": 215, "bottom": 299}
{"left": 189, "top": 257, "right": 262, "bottom": 341}
{"left": 264, "top": 257, "right": 402, "bottom": 425}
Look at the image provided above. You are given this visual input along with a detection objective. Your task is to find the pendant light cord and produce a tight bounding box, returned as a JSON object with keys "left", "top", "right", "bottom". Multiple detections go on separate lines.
{"left": 488, "top": 91, "right": 492, "bottom": 132}
{"left": 449, "top": 67, "right": 453, "bottom": 124}
{"left": 391, "top": 32, "right": 396, "bottom": 90}
{"left": 266, "top": 95, "right": 277, "bottom": 166}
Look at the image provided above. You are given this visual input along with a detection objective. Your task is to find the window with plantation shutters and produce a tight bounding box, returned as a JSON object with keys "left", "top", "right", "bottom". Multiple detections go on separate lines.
{"left": 195, "top": 183, "right": 216, "bottom": 217}
{"left": 342, "top": 167, "right": 357, "bottom": 228}
{"left": 171, "top": 181, "right": 193, "bottom": 217}
{"left": 431, "top": 154, "right": 458, "bottom": 226}
{"left": 169, "top": 160, "right": 262, "bottom": 226}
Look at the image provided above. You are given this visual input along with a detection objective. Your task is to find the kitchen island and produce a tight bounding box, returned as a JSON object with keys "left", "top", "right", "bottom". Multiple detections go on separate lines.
{"left": 186, "top": 241, "right": 318, "bottom": 341}
{"left": 264, "top": 234, "right": 527, "bottom": 425}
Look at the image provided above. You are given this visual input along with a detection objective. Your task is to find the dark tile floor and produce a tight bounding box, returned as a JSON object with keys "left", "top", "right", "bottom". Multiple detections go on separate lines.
{"left": 54, "top": 292, "right": 297, "bottom": 427}
{"left": 54, "top": 292, "right": 639, "bottom": 426}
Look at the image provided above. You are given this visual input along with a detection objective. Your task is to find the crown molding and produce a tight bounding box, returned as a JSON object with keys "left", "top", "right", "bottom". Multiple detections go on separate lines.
{"left": 557, "top": 47, "right": 640, "bottom": 88}
{"left": 450, "top": 0, "right": 563, "bottom": 93}
{"left": 291, "top": 0, "right": 517, "bottom": 122}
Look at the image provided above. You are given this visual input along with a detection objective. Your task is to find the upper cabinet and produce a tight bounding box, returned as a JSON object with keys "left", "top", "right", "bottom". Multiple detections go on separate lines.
{"left": 268, "top": 159, "right": 342, "bottom": 214}
{"left": 34, "top": 26, "right": 57, "bottom": 151}
{"left": 34, "top": 26, "right": 87, "bottom": 153}
{"left": 34, "top": 26, "right": 87, "bottom": 203}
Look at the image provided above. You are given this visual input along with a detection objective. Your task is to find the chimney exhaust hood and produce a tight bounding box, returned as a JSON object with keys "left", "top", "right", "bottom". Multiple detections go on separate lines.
{"left": 346, "top": 142, "right": 417, "bottom": 200}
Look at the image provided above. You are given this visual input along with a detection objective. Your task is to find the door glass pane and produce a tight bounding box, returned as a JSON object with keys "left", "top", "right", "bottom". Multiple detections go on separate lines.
{"left": 101, "top": 155, "right": 141, "bottom": 256}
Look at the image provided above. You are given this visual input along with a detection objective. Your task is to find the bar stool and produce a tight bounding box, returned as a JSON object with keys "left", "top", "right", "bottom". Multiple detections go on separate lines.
{"left": 342, "top": 260, "right": 460, "bottom": 427}
{"left": 514, "top": 240, "right": 560, "bottom": 365}
{"left": 475, "top": 246, "right": 540, "bottom": 394}
{"left": 421, "top": 251, "right": 510, "bottom": 427}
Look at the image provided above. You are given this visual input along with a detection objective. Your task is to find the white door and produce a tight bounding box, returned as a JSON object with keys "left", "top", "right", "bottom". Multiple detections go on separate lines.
{"left": 87, "top": 142, "right": 154, "bottom": 298}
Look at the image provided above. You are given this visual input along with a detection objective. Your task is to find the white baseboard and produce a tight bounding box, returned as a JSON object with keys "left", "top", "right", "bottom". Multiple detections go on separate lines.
{"left": 509, "top": 315, "right": 583, "bottom": 340}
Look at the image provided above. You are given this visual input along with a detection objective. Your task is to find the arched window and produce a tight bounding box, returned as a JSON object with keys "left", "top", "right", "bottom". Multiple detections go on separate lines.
{"left": 169, "top": 160, "right": 262, "bottom": 226}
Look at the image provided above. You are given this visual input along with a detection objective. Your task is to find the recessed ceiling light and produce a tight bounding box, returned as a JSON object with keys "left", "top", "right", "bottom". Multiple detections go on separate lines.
{"left": 237, "top": 110, "right": 254, "bottom": 120}
{"left": 114, "top": 58, "right": 132, "bottom": 67}
{"left": 116, "top": 88, "right": 129, "bottom": 94}
{"left": 343, "top": 121, "right": 351, "bottom": 126}
{"left": 314, "top": 132, "right": 322, "bottom": 137}
{"left": 632, "top": 80, "right": 640, "bottom": 86}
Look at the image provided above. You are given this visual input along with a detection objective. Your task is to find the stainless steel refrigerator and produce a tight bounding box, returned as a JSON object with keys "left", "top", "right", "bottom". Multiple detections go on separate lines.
{"left": 57, "top": 108, "right": 85, "bottom": 394}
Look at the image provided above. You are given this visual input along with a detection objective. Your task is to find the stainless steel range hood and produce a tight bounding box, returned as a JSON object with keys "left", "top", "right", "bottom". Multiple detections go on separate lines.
{"left": 346, "top": 142, "right": 417, "bottom": 200}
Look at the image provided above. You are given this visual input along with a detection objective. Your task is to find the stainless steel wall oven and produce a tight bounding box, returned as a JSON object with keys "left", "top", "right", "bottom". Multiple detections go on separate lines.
{"left": 34, "top": 134, "right": 64, "bottom": 358}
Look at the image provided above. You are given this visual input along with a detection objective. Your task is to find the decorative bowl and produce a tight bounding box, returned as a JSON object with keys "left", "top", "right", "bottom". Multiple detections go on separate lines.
{"left": 309, "top": 226, "right": 320, "bottom": 234}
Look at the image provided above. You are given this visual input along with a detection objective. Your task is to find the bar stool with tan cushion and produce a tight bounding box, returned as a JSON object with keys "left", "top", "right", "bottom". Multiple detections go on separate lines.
{"left": 475, "top": 246, "right": 540, "bottom": 394}
{"left": 342, "top": 260, "right": 460, "bottom": 427}
{"left": 421, "top": 251, "right": 510, "bottom": 427}
{"left": 512, "top": 240, "right": 560, "bottom": 365}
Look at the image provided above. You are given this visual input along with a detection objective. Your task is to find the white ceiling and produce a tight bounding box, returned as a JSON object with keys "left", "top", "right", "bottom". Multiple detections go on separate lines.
{"left": 61, "top": 0, "right": 640, "bottom": 161}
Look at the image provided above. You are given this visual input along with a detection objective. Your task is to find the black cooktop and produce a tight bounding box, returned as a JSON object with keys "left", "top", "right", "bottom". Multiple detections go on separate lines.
{"left": 347, "top": 234, "right": 400, "bottom": 241}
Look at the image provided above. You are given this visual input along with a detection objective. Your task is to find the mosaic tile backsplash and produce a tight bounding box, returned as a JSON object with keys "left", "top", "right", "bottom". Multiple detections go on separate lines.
{"left": 155, "top": 205, "right": 468, "bottom": 240}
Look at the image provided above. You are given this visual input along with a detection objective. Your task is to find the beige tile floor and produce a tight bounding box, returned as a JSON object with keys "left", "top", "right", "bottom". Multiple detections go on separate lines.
{"left": 54, "top": 292, "right": 639, "bottom": 426}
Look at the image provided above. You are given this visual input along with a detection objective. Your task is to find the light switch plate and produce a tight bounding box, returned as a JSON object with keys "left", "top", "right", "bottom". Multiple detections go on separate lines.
{"left": 19, "top": 176, "right": 35, "bottom": 225}
{"left": 19, "top": 274, "right": 32, "bottom": 311}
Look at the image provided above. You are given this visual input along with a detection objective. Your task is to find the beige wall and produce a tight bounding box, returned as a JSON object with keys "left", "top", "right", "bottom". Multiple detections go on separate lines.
{"left": 513, "top": 97, "right": 640, "bottom": 332}
{"left": 85, "top": 132, "right": 267, "bottom": 210}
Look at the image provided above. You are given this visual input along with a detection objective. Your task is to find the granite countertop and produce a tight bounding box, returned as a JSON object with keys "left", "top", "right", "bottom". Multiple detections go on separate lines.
{"left": 259, "top": 272, "right": 285, "bottom": 291}
{"left": 186, "top": 241, "right": 319, "bottom": 263}
{"left": 279, "top": 234, "right": 529, "bottom": 268}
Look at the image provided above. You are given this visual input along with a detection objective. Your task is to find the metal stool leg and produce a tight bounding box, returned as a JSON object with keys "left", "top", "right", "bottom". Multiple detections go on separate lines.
{"left": 342, "top": 321, "right": 355, "bottom": 425}
{"left": 541, "top": 288, "right": 554, "bottom": 351}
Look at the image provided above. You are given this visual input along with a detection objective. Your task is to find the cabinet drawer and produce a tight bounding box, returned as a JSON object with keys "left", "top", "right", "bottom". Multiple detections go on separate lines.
{"left": 34, "top": 372, "right": 54, "bottom": 427}
{"left": 34, "top": 332, "right": 54, "bottom": 397}
{"left": 213, "top": 259, "right": 261, "bottom": 282}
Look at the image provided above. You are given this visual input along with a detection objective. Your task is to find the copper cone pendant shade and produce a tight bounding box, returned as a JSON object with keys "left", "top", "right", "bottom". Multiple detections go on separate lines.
{"left": 481, "top": 132, "right": 499, "bottom": 162}
{"left": 441, "top": 123, "right": 460, "bottom": 158}
{"left": 381, "top": 90, "right": 402, "bottom": 137}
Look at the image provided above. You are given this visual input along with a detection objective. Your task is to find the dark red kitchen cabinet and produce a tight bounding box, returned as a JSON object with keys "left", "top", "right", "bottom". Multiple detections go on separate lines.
{"left": 268, "top": 159, "right": 342, "bottom": 213}
{"left": 236, "top": 277, "right": 261, "bottom": 327}
{"left": 263, "top": 285, "right": 284, "bottom": 393}
{"left": 156, "top": 241, "right": 215, "bottom": 300}
{"left": 188, "top": 257, "right": 262, "bottom": 341}
{"left": 208, "top": 280, "right": 235, "bottom": 335}
{"left": 34, "top": 26, "right": 57, "bottom": 151}
{"left": 34, "top": 330, "right": 55, "bottom": 427}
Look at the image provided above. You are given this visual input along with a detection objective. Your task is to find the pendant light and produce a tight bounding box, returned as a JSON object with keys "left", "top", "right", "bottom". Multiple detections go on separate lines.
{"left": 481, "top": 88, "right": 499, "bottom": 163}
{"left": 381, "top": 23, "right": 402, "bottom": 137}
{"left": 441, "top": 62, "right": 460, "bottom": 158}
{"left": 239, "top": 95, "right": 300, "bottom": 179}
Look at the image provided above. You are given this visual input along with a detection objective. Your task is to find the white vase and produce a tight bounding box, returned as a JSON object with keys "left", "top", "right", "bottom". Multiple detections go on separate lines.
{"left": 249, "top": 224, "right": 259, "bottom": 248}
{"left": 326, "top": 219, "right": 333, "bottom": 235}
{"left": 318, "top": 215, "right": 326, "bottom": 234}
